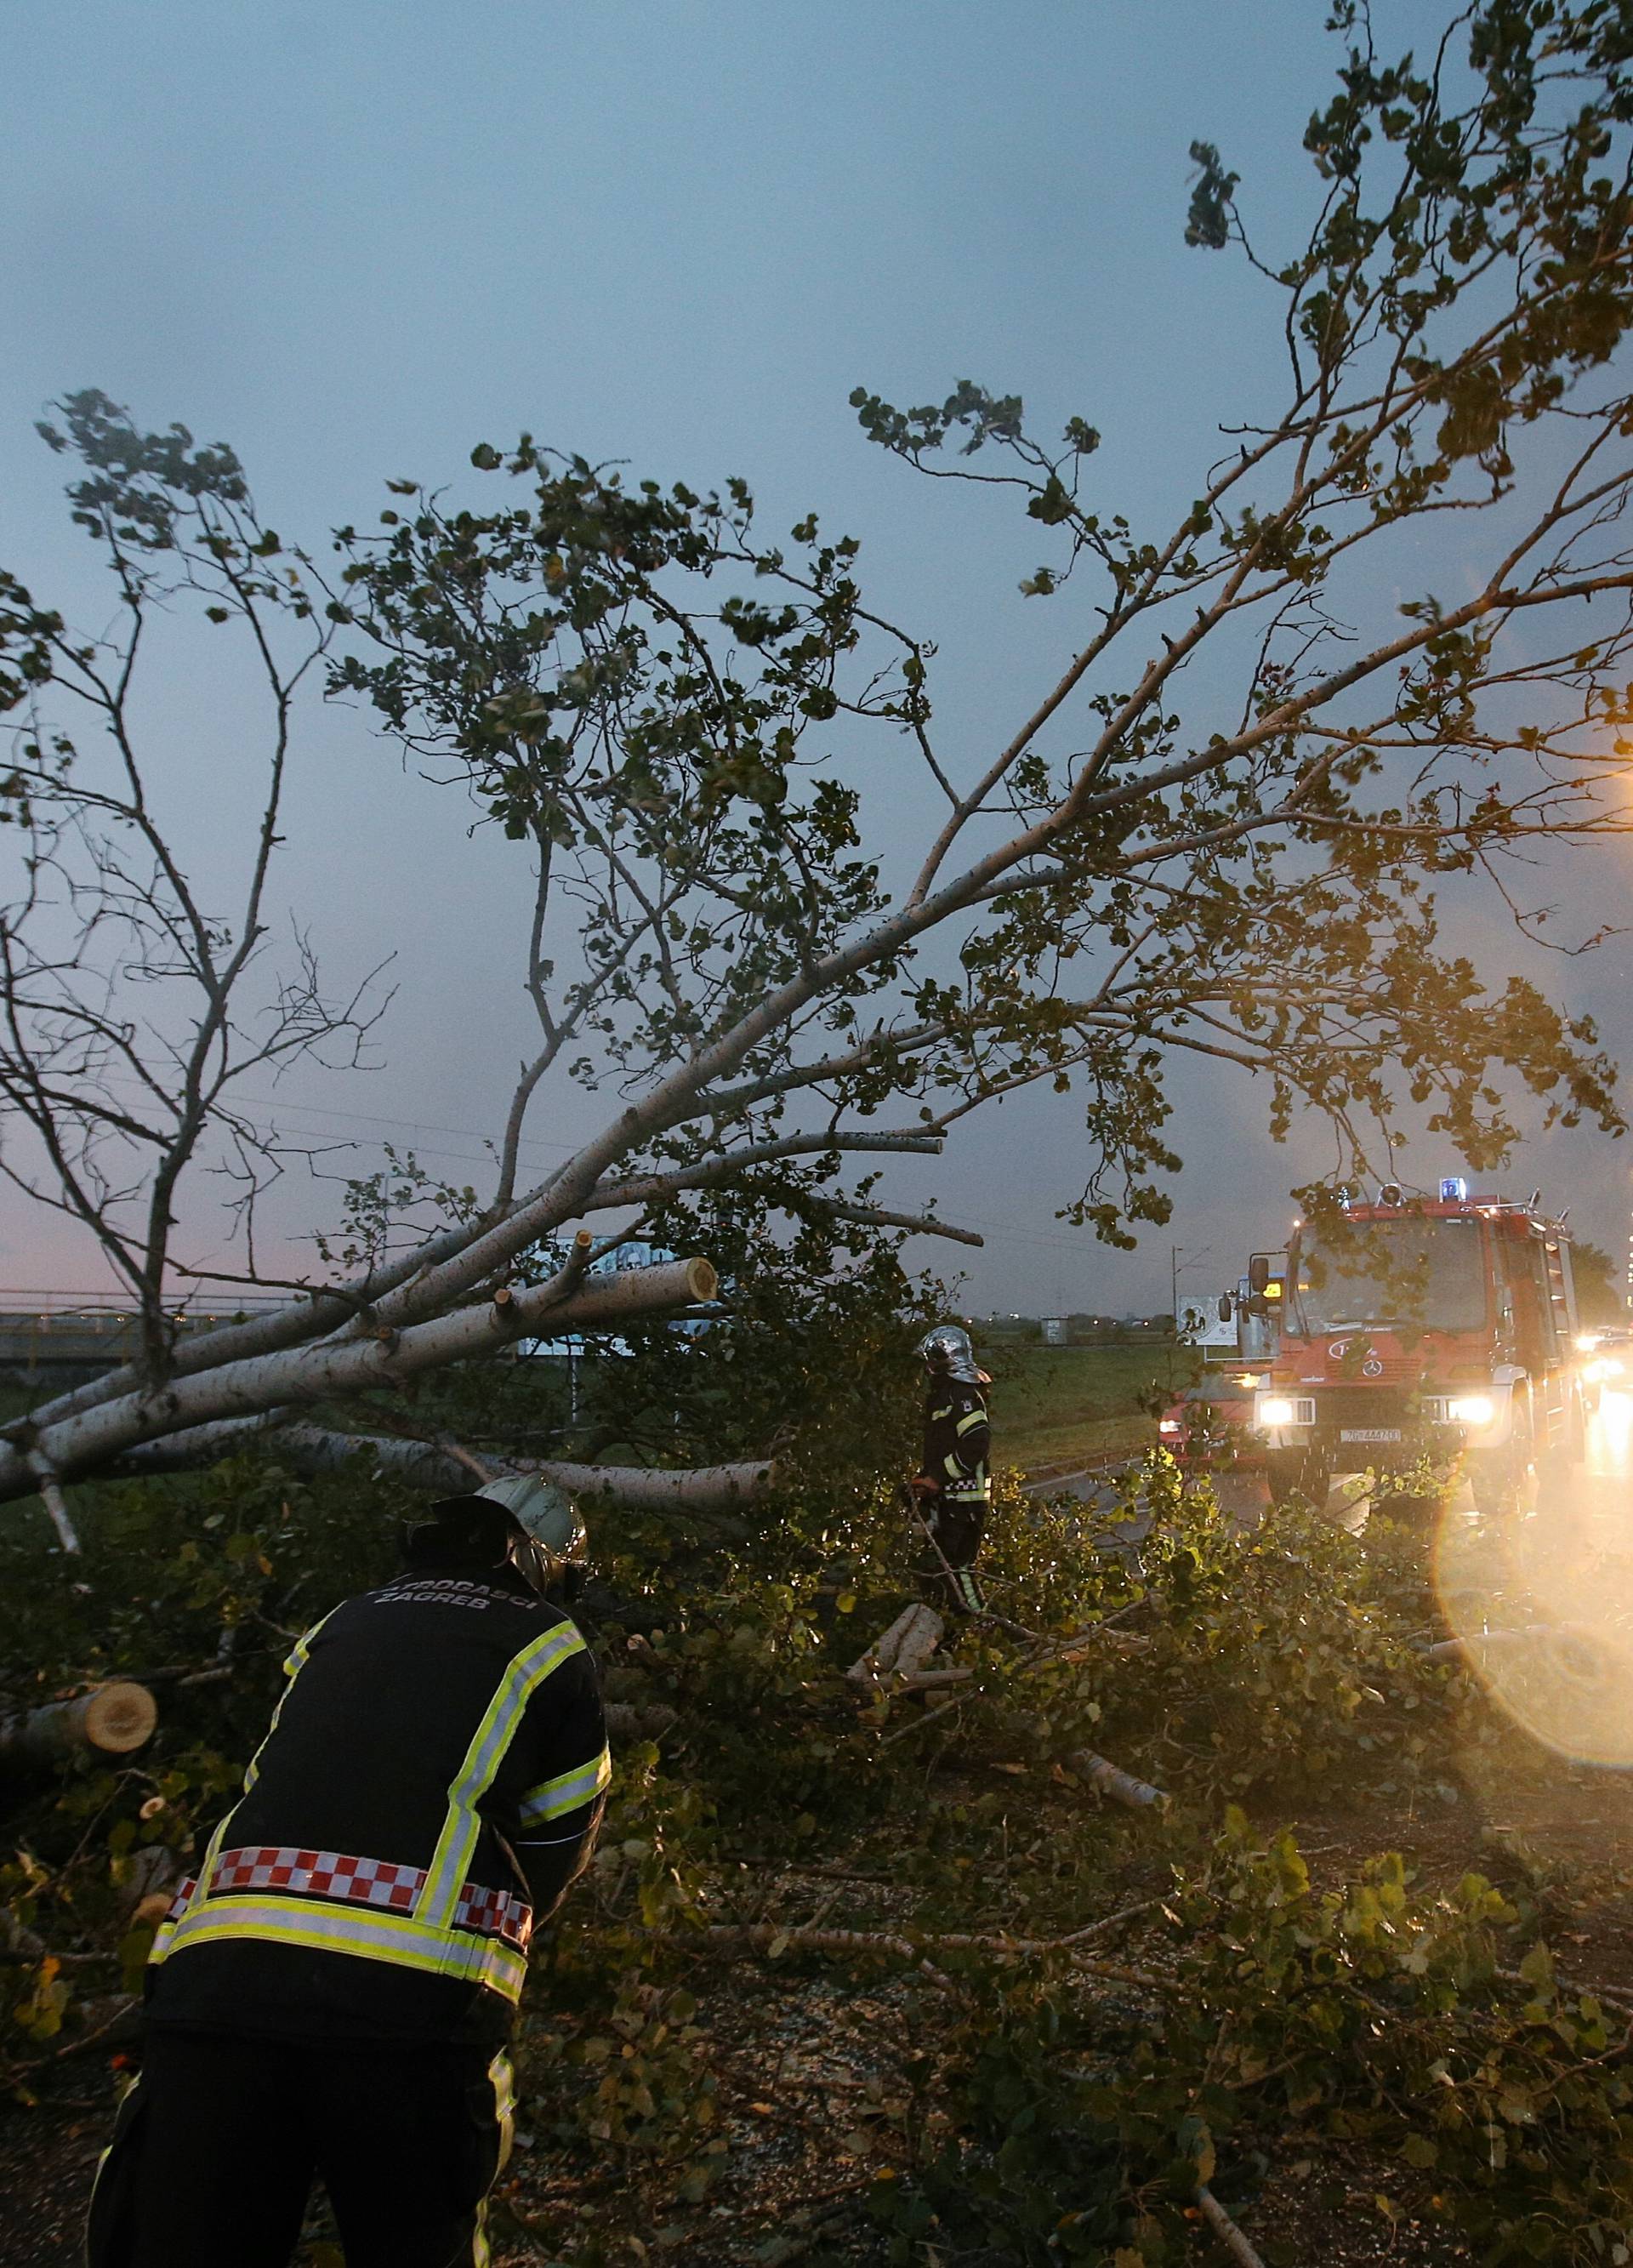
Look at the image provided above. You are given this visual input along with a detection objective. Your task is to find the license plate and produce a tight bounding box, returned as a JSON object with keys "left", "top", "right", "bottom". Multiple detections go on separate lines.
{"left": 1340, "top": 1427, "right": 1403, "bottom": 1444}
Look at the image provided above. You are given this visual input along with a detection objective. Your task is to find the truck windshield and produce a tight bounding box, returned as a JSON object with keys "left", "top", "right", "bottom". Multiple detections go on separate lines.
{"left": 1293, "top": 1217, "right": 1488, "bottom": 1332}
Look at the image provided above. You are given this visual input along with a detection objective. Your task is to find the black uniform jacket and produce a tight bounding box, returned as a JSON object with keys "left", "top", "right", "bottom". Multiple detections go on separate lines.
{"left": 922, "top": 1379, "right": 992, "bottom": 1505}
{"left": 145, "top": 1565, "right": 609, "bottom": 2046}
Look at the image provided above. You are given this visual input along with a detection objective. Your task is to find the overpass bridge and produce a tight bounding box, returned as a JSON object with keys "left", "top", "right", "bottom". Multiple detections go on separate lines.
{"left": 0, "top": 1291, "right": 294, "bottom": 1385}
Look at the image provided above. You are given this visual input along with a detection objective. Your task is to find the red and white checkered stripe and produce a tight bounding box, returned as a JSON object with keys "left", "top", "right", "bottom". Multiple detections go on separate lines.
{"left": 162, "top": 1845, "right": 532, "bottom": 1947}
{"left": 211, "top": 1845, "right": 424, "bottom": 1910}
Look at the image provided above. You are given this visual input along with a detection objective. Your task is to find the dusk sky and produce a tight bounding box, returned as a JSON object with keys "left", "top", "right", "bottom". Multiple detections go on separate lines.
{"left": 4, "top": 1, "right": 1630, "bottom": 1316}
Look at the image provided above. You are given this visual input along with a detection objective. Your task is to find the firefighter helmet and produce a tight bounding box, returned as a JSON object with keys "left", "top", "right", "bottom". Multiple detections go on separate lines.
{"left": 917, "top": 1322, "right": 987, "bottom": 1385}
{"left": 475, "top": 1474, "right": 589, "bottom": 1604}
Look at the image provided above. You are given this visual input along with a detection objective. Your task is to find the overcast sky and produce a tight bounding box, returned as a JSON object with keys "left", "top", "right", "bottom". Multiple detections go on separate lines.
{"left": 3, "top": 1, "right": 1630, "bottom": 1316}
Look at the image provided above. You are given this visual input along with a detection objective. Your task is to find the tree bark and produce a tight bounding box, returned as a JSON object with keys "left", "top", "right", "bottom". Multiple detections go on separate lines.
{"left": 0, "top": 1257, "right": 717, "bottom": 1502}
{"left": 0, "top": 1683, "right": 157, "bottom": 1768}
{"left": 847, "top": 1603, "right": 945, "bottom": 1684}
{"left": 103, "top": 1413, "right": 774, "bottom": 1517}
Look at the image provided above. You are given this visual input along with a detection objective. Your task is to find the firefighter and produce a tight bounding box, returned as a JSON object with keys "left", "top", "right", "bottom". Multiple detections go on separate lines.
{"left": 911, "top": 1322, "right": 992, "bottom": 1615}
{"left": 87, "top": 1477, "right": 609, "bottom": 2268}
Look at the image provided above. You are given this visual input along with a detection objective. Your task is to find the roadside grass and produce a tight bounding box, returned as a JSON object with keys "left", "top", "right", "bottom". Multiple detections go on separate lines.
{"left": 982, "top": 1338, "right": 1201, "bottom": 1473}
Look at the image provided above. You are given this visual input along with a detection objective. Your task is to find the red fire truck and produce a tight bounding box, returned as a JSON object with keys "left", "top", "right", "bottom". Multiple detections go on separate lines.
{"left": 1240, "top": 1177, "right": 1587, "bottom": 1513}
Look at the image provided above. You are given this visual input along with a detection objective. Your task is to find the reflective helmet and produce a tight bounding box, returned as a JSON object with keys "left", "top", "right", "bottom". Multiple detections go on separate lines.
{"left": 918, "top": 1322, "right": 986, "bottom": 1385}
{"left": 475, "top": 1474, "right": 589, "bottom": 1604}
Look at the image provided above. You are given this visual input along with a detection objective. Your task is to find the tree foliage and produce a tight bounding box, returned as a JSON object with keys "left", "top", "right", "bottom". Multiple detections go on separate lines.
{"left": 3, "top": 0, "right": 1633, "bottom": 1505}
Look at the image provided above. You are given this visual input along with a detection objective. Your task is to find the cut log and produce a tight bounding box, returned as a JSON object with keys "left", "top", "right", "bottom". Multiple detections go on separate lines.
{"left": 0, "top": 1682, "right": 157, "bottom": 1767}
{"left": 847, "top": 1603, "right": 923, "bottom": 1681}
{"left": 1064, "top": 1748, "right": 1167, "bottom": 1810}
{"left": 847, "top": 1603, "right": 945, "bottom": 1685}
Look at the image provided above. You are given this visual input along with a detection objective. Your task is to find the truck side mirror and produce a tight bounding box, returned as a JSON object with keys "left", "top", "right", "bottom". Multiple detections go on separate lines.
{"left": 1218, "top": 1294, "right": 1232, "bottom": 1323}
{"left": 1247, "top": 1255, "right": 1272, "bottom": 1296}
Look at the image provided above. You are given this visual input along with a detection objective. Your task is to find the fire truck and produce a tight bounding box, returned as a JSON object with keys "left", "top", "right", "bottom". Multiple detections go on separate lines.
{"left": 1236, "top": 1177, "right": 1586, "bottom": 1513}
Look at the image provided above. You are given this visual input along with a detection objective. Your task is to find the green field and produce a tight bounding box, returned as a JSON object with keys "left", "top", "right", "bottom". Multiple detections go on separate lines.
{"left": 981, "top": 1337, "right": 1201, "bottom": 1474}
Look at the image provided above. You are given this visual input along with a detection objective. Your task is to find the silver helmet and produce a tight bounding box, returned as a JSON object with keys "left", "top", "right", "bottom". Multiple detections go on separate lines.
{"left": 918, "top": 1322, "right": 985, "bottom": 1385}
{"left": 475, "top": 1474, "right": 589, "bottom": 1602}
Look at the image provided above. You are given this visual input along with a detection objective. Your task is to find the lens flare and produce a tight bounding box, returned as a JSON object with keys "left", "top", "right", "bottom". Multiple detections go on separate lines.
{"left": 1431, "top": 1388, "right": 1633, "bottom": 1768}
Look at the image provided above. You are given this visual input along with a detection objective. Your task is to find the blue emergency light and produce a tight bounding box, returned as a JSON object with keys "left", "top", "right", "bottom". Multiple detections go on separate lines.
{"left": 1440, "top": 1175, "right": 1470, "bottom": 1202}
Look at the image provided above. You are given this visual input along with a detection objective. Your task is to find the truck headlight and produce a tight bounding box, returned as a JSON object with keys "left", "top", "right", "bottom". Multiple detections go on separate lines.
{"left": 1448, "top": 1393, "right": 1495, "bottom": 1428}
{"left": 1258, "top": 1396, "right": 1296, "bottom": 1427}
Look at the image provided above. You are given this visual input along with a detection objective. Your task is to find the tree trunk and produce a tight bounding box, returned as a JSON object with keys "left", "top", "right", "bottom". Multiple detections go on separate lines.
{"left": 0, "top": 1682, "right": 157, "bottom": 1768}
{"left": 0, "top": 1257, "right": 718, "bottom": 1502}
{"left": 103, "top": 1417, "right": 773, "bottom": 1515}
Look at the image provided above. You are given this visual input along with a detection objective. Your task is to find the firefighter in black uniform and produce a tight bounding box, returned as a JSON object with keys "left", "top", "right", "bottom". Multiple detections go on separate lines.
{"left": 910, "top": 1322, "right": 992, "bottom": 1615}
{"left": 87, "top": 1477, "right": 609, "bottom": 2268}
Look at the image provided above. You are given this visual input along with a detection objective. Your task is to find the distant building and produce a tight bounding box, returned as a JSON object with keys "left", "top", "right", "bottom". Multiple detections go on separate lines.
{"left": 1040, "top": 1318, "right": 1068, "bottom": 1347}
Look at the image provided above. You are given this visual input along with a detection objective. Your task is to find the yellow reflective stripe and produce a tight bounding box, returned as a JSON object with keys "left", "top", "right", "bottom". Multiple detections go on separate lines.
{"left": 954, "top": 1409, "right": 987, "bottom": 1436}
{"left": 172, "top": 1609, "right": 339, "bottom": 1933}
{"left": 177, "top": 1817, "right": 233, "bottom": 1930}
{"left": 243, "top": 1610, "right": 335, "bottom": 1793}
{"left": 517, "top": 1744, "right": 611, "bottom": 1828}
{"left": 942, "top": 1453, "right": 963, "bottom": 1479}
{"left": 147, "top": 1894, "right": 527, "bottom": 2001}
{"left": 419, "top": 1624, "right": 586, "bottom": 1932}
{"left": 490, "top": 2049, "right": 515, "bottom": 2177}
{"left": 85, "top": 2068, "right": 140, "bottom": 2232}
{"left": 467, "top": 2051, "right": 514, "bottom": 2266}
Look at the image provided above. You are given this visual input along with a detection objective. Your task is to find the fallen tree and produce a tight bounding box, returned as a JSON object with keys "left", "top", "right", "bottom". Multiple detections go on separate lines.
{"left": 6, "top": 2, "right": 1633, "bottom": 1512}
{"left": 102, "top": 1416, "right": 772, "bottom": 1516}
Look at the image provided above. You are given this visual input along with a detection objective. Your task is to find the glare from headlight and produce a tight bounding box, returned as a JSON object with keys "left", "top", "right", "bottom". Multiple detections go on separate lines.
{"left": 1575, "top": 1332, "right": 1602, "bottom": 1354}
{"left": 1158, "top": 1418, "right": 1182, "bottom": 1434}
{"left": 1259, "top": 1396, "right": 1297, "bottom": 1427}
{"left": 1448, "top": 1393, "right": 1496, "bottom": 1427}
{"left": 1602, "top": 1353, "right": 1626, "bottom": 1381}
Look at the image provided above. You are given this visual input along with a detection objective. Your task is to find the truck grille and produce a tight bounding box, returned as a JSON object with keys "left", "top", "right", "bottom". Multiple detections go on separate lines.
{"left": 1314, "top": 1388, "right": 1414, "bottom": 1431}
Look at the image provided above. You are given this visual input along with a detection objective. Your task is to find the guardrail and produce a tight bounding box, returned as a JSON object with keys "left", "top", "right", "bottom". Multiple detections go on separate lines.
{"left": 0, "top": 1288, "right": 293, "bottom": 1317}
{"left": 0, "top": 1292, "right": 297, "bottom": 1374}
